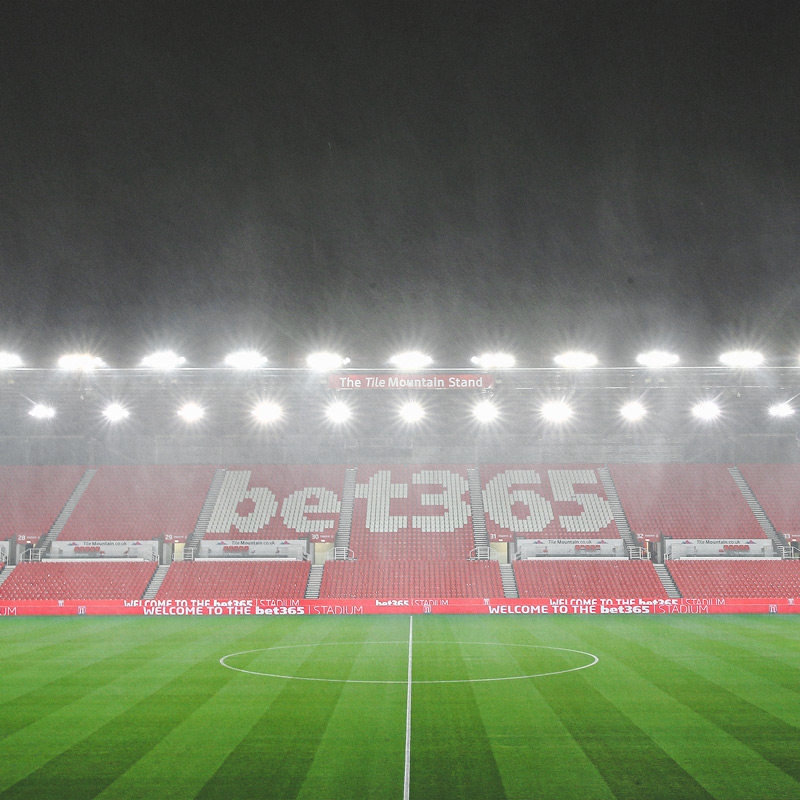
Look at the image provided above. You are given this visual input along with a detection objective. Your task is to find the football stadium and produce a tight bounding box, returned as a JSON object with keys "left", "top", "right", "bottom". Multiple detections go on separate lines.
{"left": 0, "top": 356, "right": 799, "bottom": 799}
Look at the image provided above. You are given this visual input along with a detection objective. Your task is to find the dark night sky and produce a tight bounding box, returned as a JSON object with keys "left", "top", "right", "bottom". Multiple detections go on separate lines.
{"left": 2, "top": 1, "right": 800, "bottom": 367}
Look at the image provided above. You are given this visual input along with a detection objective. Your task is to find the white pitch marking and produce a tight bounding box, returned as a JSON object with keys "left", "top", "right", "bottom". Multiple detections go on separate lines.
{"left": 404, "top": 616, "right": 413, "bottom": 800}
{"left": 219, "top": 641, "right": 599, "bottom": 684}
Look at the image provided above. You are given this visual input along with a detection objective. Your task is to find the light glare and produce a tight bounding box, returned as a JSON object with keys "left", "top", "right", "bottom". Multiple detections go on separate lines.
{"left": 768, "top": 402, "right": 795, "bottom": 418}
{"left": 102, "top": 403, "right": 129, "bottom": 422}
{"left": 252, "top": 401, "right": 283, "bottom": 423}
{"left": 325, "top": 401, "right": 352, "bottom": 424}
{"left": 177, "top": 402, "right": 204, "bottom": 422}
{"left": 472, "top": 400, "right": 499, "bottom": 423}
{"left": 540, "top": 400, "right": 573, "bottom": 422}
{"left": 307, "top": 352, "right": 349, "bottom": 371}
{"left": 0, "top": 352, "right": 23, "bottom": 369}
{"left": 636, "top": 350, "right": 679, "bottom": 368}
{"left": 471, "top": 352, "right": 515, "bottom": 370}
{"left": 554, "top": 351, "right": 597, "bottom": 369}
{"left": 58, "top": 353, "right": 103, "bottom": 371}
{"left": 29, "top": 403, "right": 55, "bottom": 419}
{"left": 719, "top": 350, "right": 764, "bottom": 368}
{"left": 398, "top": 401, "right": 425, "bottom": 422}
{"left": 620, "top": 401, "right": 647, "bottom": 421}
{"left": 692, "top": 400, "right": 721, "bottom": 420}
{"left": 389, "top": 351, "right": 432, "bottom": 370}
{"left": 225, "top": 350, "right": 267, "bottom": 370}
{"left": 142, "top": 351, "right": 185, "bottom": 370}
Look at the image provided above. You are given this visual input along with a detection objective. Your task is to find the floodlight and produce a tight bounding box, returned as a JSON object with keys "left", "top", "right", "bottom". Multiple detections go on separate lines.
{"left": 472, "top": 399, "right": 499, "bottom": 423}
{"left": 398, "top": 401, "right": 425, "bottom": 422}
{"left": 768, "top": 402, "right": 795, "bottom": 418}
{"left": 29, "top": 403, "right": 55, "bottom": 419}
{"left": 389, "top": 351, "right": 432, "bottom": 370}
{"left": 718, "top": 350, "right": 764, "bottom": 368}
{"left": 636, "top": 350, "right": 679, "bottom": 368}
{"left": 470, "top": 352, "right": 515, "bottom": 370}
{"left": 325, "top": 401, "right": 352, "bottom": 423}
{"left": 540, "top": 400, "right": 573, "bottom": 422}
{"left": 102, "top": 403, "right": 129, "bottom": 422}
{"left": 58, "top": 353, "right": 104, "bottom": 371}
{"left": 692, "top": 400, "right": 720, "bottom": 420}
{"left": 0, "top": 352, "right": 23, "bottom": 369}
{"left": 225, "top": 350, "right": 267, "bottom": 370}
{"left": 142, "top": 350, "right": 185, "bottom": 370}
{"left": 620, "top": 401, "right": 647, "bottom": 421}
{"left": 177, "top": 402, "right": 204, "bottom": 422}
{"left": 251, "top": 401, "right": 283, "bottom": 423}
{"left": 553, "top": 351, "right": 597, "bottom": 369}
{"left": 307, "top": 352, "right": 349, "bottom": 371}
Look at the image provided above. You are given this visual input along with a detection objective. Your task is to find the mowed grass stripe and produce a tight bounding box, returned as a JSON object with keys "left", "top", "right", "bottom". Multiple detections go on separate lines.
{"left": 0, "top": 619, "right": 285, "bottom": 795}
{"left": 574, "top": 620, "right": 800, "bottom": 785}
{"left": 411, "top": 618, "right": 507, "bottom": 800}
{"left": 194, "top": 618, "right": 381, "bottom": 800}
{"left": 511, "top": 619, "right": 716, "bottom": 800}
{"left": 544, "top": 618, "right": 800, "bottom": 800}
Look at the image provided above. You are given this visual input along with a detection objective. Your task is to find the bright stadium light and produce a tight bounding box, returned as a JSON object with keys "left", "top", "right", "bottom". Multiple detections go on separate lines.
{"left": 0, "top": 352, "right": 23, "bottom": 369}
{"left": 768, "top": 402, "right": 795, "bottom": 418}
{"left": 553, "top": 351, "right": 597, "bottom": 369}
{"left": 472, "top": 399, "right": 499, "bottom": 423}
{"left": 389, "top": 351, "right": 432, "bottom": 370}
{"left": 307, "top": 352, "right": 349, "bottom": 371}
{"left": 142, "top": 350, "right": 186, "bottom": 370}
{"left": 225, "top": 350, "right": 267, "bottom": 370}
{"left": 540, "top": 400, "right": 573, "bottom": 422}
{"left": 719, "top": 350, "right": 764, "bottom": 368}
{"left": 398, "top": 401, "right": 425, "bottom": 423}
{"left": 325, "top": 400, "right": 352, "bottom": 424}
{"left": 177, "top": 402, "right": 205, "bottom": 422}
{"left": 102, "top": 402, "right": 129, "bottom": 422}
{"left": 692, "top": 400, "right": 721, "bottom": 421}
{"left": 636, "top": 350, "right": 679, "bottom": 368}
{"left": 620, "top": 401, "right": 647, "bottom": 421}
{"left": 251, "top": 401, "right": 283, "bottom": 423}
{"left": 58, "top": 353, "right": 104, "bottom": 371}
{"left": 29, "top": 403, "right": 55, "bottom": 419}
{"left": 470, "top": 352, "right": 515, "bottom": 370}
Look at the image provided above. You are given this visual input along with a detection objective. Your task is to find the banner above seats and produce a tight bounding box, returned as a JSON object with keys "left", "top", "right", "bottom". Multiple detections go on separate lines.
{"left": 50, "top": 540, "right": 159, "bottom": 560}
{"left": 516, "top": 538, "right": 626, "bottom": 558}
{"left": 1, "top": 597, "right": 797, "bottom": 615}
{"left": 327, "top": 373, "right": 494, "bottom": 390}
{"left": 665, "top": 539, "right": 773, "bottom": 558}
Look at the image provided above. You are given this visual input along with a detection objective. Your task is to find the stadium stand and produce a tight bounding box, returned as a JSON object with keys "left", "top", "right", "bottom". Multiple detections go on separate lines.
{"left": 609, "top": 464, "right": 766, "bottom": 540}
{"left": 481, "top": 465, "right": 618, "bottom": 540}
{"left": 667, "top": 559, "right": 800, "bottom": 598}
{"left": 58, "top": 466, "right": 217, "bottom": 541}
{"left": 319, "top": 559, "right": 504, "bottom": 598}
{"left": 0, "top": 560, "right": 157, "bottom": 600}
{"left": 513, "top": 559, "right": 669, "bottom": 598}
{"left": 350, "top": 465, "right": 474, "bottom": 558}
{"left": 155, "top": 560, "right": 310, "bottom": 599}
{"left": 0, "top": 466, "right": 85, "bottom": 540}
{"left": 737, "top": 464, "right": 800, "bottom": 540}
{"left": 204, "top": 465, "right": 345, "bottom": 540}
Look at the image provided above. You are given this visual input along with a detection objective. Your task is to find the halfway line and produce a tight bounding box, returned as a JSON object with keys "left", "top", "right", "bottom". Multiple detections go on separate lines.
{"left": 404, "top": 615, "right": 413, "bottom": 800}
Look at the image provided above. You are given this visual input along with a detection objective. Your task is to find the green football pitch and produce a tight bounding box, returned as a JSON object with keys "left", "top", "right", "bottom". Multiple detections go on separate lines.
{"left": 0, "top": 614, "right": 799, "bottom": 800}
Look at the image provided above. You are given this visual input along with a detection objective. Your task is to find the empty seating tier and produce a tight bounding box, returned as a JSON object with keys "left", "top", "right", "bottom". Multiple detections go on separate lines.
{"left": 350, "top": 465, "right": 475, "bottom": 559}
{"left": 204, "top": 466, "right": 345, "bottom": 540}
{"left": 667, "top": 559, "right": 800, "bottom": 598}
{"left": 481, "top": 465, "right": 618, "bottom": 540}
{"left": 609, "top": 464, "right": 765, "bottom": 540}
{"left": 0, "top": 561, "right": 157, "bottom": 601}
{"left": 513, "top": 560, "right": 669, "bottom": 598}
{"left": 738, "top": 464, "right": 800, "bottom": 540}
{"left": 58, "top": 466, "right": 217, "bottom": 542}
{"left": 0, "top": 466, "right": 86, "bottom": 541}
{"left": 156, "top": 560, "right": 311, "bottom": 599}
{"left": 319, "top": 559, "right": 503, "bottom": 598}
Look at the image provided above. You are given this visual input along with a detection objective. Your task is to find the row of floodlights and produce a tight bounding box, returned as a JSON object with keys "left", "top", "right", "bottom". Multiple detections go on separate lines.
{"left": 0, "top": 349, "right": 787, "bottom": 371}
{"left": 26, "top": 398, "right": 797, "bottom": 424}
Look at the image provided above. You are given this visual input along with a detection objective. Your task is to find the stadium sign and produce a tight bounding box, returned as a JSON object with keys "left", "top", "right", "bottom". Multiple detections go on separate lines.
{"left": 328, "top": 373, "right": 494, "bottom": 390}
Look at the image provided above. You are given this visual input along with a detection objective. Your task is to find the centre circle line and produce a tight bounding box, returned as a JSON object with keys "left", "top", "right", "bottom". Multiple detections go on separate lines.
{"left": 219, "top": 640, "right": 599, "bottom": 684}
